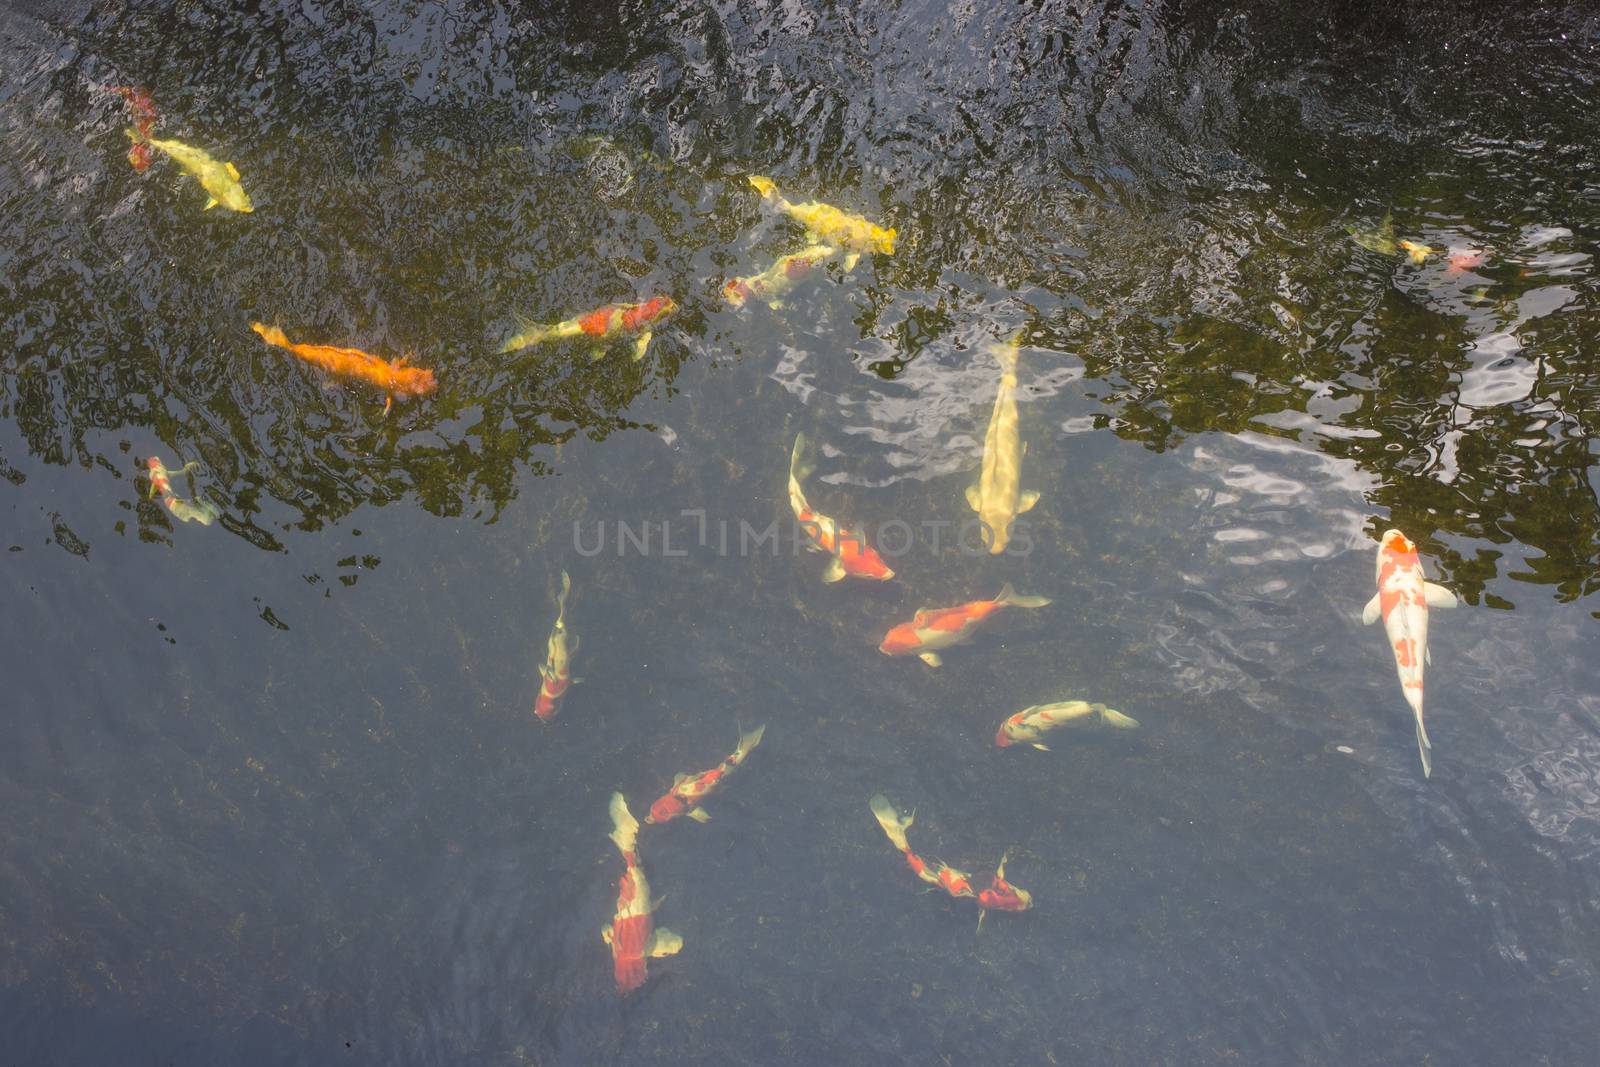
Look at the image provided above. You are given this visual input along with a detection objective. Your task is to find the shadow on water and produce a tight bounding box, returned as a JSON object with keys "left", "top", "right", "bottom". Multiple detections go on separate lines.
{"left": 2, "top": 0, "right": 1599, "bottom": 1063}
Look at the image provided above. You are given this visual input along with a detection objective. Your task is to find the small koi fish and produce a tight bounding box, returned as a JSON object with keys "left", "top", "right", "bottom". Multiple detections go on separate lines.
{"left": 498, "top": 296, "right": 676, "bottom": 360}
{"left": 724, "top": 244, "right": 839, "bottom": 308}
{"left": 879, "top": 582, "right": 1050, "bottom": 667}
{"left": 603, "top": 792, "right": 683, "bottom": 994}
{"left": 646, "top": 725, "right": 766, "bottom": 824}
{"left": 1361, "top": 528, "right": 1457, "bottom": 778}
{"left": 868, "top": 794, "right": 975, "bottom": 899}
{"left": 966, "top": 333, "right": 1039, "bottom": 554}
{"left": 534, "top": 571, "right": 581, "bottom": 722}
{"left": 1346, "top": 212, "right": 1397, "bottom": 255}
{"left": 747, "top": 176, "right": 895, "bottom": 270}
{"left": 1398, "top": 239, "right": 1434, "bottom": 264}
{"left": 995, "top": 700, "right": 1139, "bottom": 750}
{"left": 126, "top": 131, "right": 252, "bottom": 212}
{"left": 788, "top": 433, "right": 893, "bottom": 584}
{"left": 251, "top": 323, "right": 436, "bottom": 414}
{"left": 145, "top": 456, "right": 219, "bottom": 526}
{"left": 974, "top": 851, "right": 1033, "bottom": 932}
{"left": 108, "top": 86, "right": 158, "bottom": 170}
{"left": 1445, "top": 248, "right": 1487, "bottom": 274}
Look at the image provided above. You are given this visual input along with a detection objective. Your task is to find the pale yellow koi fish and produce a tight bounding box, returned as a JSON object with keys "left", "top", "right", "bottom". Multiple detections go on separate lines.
{"left": 747, "top": 176, "right": 895, "bottom": 270}
{"left": 965, "top": 334, "right": 1038, "bottom": 554}
{"left": 994, "top": 700, "right": 1138, "bottom": 750}
{"left": 128, "top": 131, "right": 252, "bottom": 212}
{"left": 724, "top": 244, "right": 839, "bottom": 309}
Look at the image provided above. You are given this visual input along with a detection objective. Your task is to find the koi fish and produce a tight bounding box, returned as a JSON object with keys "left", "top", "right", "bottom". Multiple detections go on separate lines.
{"left": 788, "top": 434, "right": 893, "bottom": 583}
{"left": 879, "top": 582, "right": 1050, "bottom": 667}
{"left": 1346, "top": 213, "right": 1398, "bottom": 256}
{"left": 646, "top": 724, "right": 766, "bottom": 824}
{"left": 868, "top": 794, "right": 975, "bottom": 899}
{"left": 747, "top": 176, "right": 895, "bottom": 270}
{"left": 965, "top": 334, "right": 1039, "bottom": 554}
{"left": 723, "top": 244, "right": 839, "bottom": 309}
{"left": 1361, "top": 528, "right": 1458, "bottom": 778}
{"left": 250, "top": 323, "right": 436, "bottom": 414}
{"left": 534, "top": 571, "right": 581, "bottom": 722}
{"left": 1446, "top": 248, "right": 1487, "bottom": 274}
{"left": 145, "top": 456, "right": 219, "bottom": 526}
{"left": 602, "top": 792, "right": 682, "bottom": 994}
{"left": 974, "top": 851, "right": 1033, "bottom": 932}
{"left": 995, "top": 700, "right": 1139, "bottom": 750}
{"left": 1398, "top": 239, "right": 1434, "bottom": 264}
{"left": 498, "top": 296, "right": 676, "bottom": 360}
{"left": 108, "top": 86, "right": 157, "bottom": 170}
{"left": 126, "top": 131, "right": 252, "bottom": 212}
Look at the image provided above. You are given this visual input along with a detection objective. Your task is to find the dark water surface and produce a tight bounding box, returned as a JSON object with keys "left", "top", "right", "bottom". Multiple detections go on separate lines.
{"left": 3, "top": 1, "right": 1599, "bottom": 1062}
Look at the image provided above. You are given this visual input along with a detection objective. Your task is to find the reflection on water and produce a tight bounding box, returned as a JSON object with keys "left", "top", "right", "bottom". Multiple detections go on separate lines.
{"left": 2, "top": 0, "right": 1600, "bottom": 1062}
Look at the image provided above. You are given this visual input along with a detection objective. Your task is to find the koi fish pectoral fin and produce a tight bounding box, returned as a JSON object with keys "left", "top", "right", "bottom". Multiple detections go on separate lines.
{"left": 918, "top": 652, "right": 943, "bottom": 668}
{"left": 842, "top": 252, "right": 861, "bottom": 271}
{"left": 1031, "top": 743, "right": 1051, "bottom": 752}
{"left": 225, "top": 162, "right": 240, "bottom": 179}
{"left": 1018, "top": 490, "right": 1041, "bottom": 513}
{"left": 1424, "top": 582, "right": 1459, "bottom": 609}
{"left": 631, "top": 331, "right": 652, "bottom": 361}
{"left": 687, "top": 807, "right": 710, "bottom": 823}
{"left": 965, "top": 484, "right": 982, "bottom": 511}
{"left": 1361, "top": 593, "right": 1382, "bottom": 626}
{"left": 601, "top": 924, "right": 614, "bottom": 945}
{"left": 645, "top": 929, "right": 683, "bottom": 958}
{"left": 822, "top": 558, "right": 847, "bottom": 583}
{"left": 204, "top": 197, "right": 218, "bottom": 210}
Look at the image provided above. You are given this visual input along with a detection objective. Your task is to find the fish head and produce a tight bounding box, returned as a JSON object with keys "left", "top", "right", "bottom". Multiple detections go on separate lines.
{"left": 220, "top": 184, "right": 253, "bottom": 213}
{"left": 533, "top": 691, "right": 559, "bottom": 721}
{"left": 845, "top": 546, "right": 894, "bottom": 581}
{"left": 646, "top": 795, "right": 683, "bottom": 825}
{"left": 1380, "top": 529, "right": 1416, "bottom": 556}
{"left": 879, "top": 621, "right": 922, "bottom": 656}
{"left": 723, "top": 279, "right": 753, "bottom": 307}
{"left": 396, "top": 366, "right": 438, "bottom": 397}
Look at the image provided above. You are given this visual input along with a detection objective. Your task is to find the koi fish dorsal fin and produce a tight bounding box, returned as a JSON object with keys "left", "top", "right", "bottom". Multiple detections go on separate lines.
{"left": 225, "top": 161, "right": 240, "bottom": 179}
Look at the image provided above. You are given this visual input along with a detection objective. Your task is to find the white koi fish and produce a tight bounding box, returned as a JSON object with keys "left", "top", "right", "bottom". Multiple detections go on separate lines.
{"left": 994, "top": 700, "right": 1138, "bottom": 750}
{"left": 965, "top": 334, "right": 1038, "bottom": 554}
{"left": 1361, "top": 529, "right": 1458, "bottom": 777}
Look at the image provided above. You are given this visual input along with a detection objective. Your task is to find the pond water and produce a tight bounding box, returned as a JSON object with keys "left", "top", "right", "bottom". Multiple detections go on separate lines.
{"left": 2, "top": 1, "right": 1598, "bottom": 1062}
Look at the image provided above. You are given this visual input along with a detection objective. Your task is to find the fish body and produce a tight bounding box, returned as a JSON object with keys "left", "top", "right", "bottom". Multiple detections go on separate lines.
{"left": 534, "top": 571, "right": 580, "bottom": 722}
{"left": 724, "top": 244, "right": 838, "bottom": 308}
{"left": 1346, "top": 213, "right": 1398, "bottom": 255}
{"left": 995, "top": 700, "right": 1139, "bottom": 750}
{"left": 747, "top": 176, "right": 895, "bottom": 270}
{"left": 109, "top": 86, "right": 158, "bottom": 170}
{"left": 789, "top": 434, "right": 893, "bottom": 583}
{"left": 878, "top": 583, "right": 1050, "bottom": 667}
{"left": 975, "top": 852, "right": 1033, "bottom": 931}
{"left": 868, "top": 795, "right": 976, "bottom": 899}
{"left": 130, "top": 132, "right": 252, "bottom": 212}
{"left": 251, "top": 323, "right": 436, "bottom": 412}
{"left": 647, "top": 724, "right": 766, "bottom": 824}
{"left": 499, "top": 296, "right": 676, "bottom": 360}
{"left": 1446, "top": 248, "right": 1487, "bottom": 274}
{"left": 145, "top": 456, "right": 218, "bottom": 525}
{"left": 1399, "top": 239, "right": 1434, "bottom": 264}
{"left": 603, "top": 793, "right": 682, "bottom": 994}
{"left": 965, "top": 334, "right": 1038, "bottom": 553}
{"left": 1361, "top": 529, "right": 1458, "bottom": 778}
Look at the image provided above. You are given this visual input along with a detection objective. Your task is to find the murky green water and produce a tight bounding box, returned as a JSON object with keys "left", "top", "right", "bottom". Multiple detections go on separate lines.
{"left": 3, "top": 1, "right": 1599, "bottom": 1062}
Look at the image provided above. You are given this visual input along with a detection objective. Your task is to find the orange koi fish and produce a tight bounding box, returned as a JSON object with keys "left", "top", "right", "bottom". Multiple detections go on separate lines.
{"left": 499, "top": 296, "right": 676, "bottom": 360}
{"left": 1445, "top": 248, "right": 1487, "bottom": 274}
{"left": 145, "top": 456, "right": 219, "bottom": 526}
{"left": 646, "top": 725, "right": 766, "bottom": 825}
{"left": 879, "top": 582, "right": 1050, "bottom": 667}
{"left": 723, "top": 244, "right": 838, "bottom": 309}
{"left": 109, "top": 85, "right": 157, "bottom": 170}
{"left": 250, "top": 323, "right": 436, "bottom": 414}
{"left": 534, "top": 571, "right": 581, "bottom": 722}
{"left": 603, "top": 792, "right": 683, "bottom": 994}
{"left": 788, "top": 433, "right": 893, "bottom": 583}
{"left": 994, "top": 700, "right": 1139, "bottom": 750}
{"left": 1361, "top": 529, "right": 1458, "bottom": 777}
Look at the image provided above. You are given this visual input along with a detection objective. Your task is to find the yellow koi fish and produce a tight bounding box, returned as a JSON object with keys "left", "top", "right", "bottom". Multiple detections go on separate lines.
{"left": 965, "top": 334, "right": 1038, "bottom": 554}
{"left": 127, "top": 130, "right": 252, "bottom": 212}
{"left": 994, "top": 700, "right": 1138, "bottom": 750}
{"left": 747, "top": 176, "right": 895, "bottom": 270}
{"left": 1398, "top": 239, "right": 1434, "bottom": 264}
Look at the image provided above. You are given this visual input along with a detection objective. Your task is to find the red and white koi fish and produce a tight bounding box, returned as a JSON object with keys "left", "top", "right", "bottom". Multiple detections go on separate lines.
{"left": 108, "top": 85, "right": 158, "bottom": 171}
{"left": 870, "top": 795, "right": 1031, "bottom": 931}
{"left": 145, "top": 456, "right": 219, "bottom": 526}
{"left": 878, "top": 583, "right": 1050, "bottom": 667}
{"left": 995, "top": 700, "right": 1139, "bottom": 750}
{"left": 499, "top": 296, "right": 676, "bottom": 360}
{"left": 723, "top": 244, "right": 838, "bottom": 309}
{"left": 602, "top": 792, "right": 682, "bottom": 994}
{"left": 646, "top": 724, "right": 766, "bottom": 824}
{"left": 1361, "top": 529, "right": 1458, "bottom": 778}
{"left": 789, "top": 433, "right": 893, "bottom": 583}
{"left": 974, "top": 851, "right": 1033, "bottom": 932}
{"left": 534, "top": 571, "right": 581, "bottom": 722}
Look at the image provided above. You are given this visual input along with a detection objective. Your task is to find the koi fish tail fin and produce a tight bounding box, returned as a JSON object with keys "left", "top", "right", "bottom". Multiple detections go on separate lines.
{"left": 1097, "top": 705, "right": 1140, "bottom": 729}
{"left": 869, "top": 794, "right": 914, "bottom": 853}
{"left": 498, "top": 319, "right": 553, "bottom": 354}
{"left": 250, "top": 322, "right": 288, "bottom": 349}
{"left": 555, "top": 569, "right": 572, "bottom": 622}
{"left": 735, "top": 723, "right": 767, "bottom": 763}
{"left": 1414, "top": 711, "right": 1433, "bottom": 779}
{"left": 995, "top": 582, "right": 1052, "bottom": 609}
{"left": 882, "top": 227, "right": 897, "bottom": 254}
{"left": 748, "top": 175, "right": 779, "bottom": 200}
{"left": 788, "top": 433, "right": 815, "bottom": 513}
{"left": 608, "top": 792, "right": 640, "bottom": 857}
